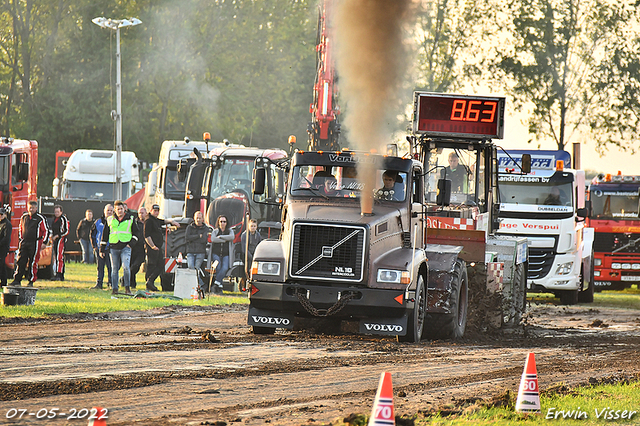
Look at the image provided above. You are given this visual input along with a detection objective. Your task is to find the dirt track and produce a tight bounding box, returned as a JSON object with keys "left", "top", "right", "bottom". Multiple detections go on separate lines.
{"left": 1, "top": 301, "right": 640, "bottom": 425}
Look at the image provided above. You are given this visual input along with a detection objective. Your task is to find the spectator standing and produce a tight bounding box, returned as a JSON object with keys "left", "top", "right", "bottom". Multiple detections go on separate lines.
{"left": 91, "top": 204, "right": 113, "bottom": 290}
{"left": 0, "top": 208, "right": 12, "bottom": 287}
{"left": 50, "top": 205, "right": 69, "bottom": 281}
{"left": 185, "top": 211, "right": 210, "bottom": 291}
{"left": 129, "top": 206, "right": 147, "bottom": 290}
{"left": 11, "top": 200, "right": 49, "bottom": 287}
{"left": 76, "top": 209, "right": 95, "bottom": 264}
{"left": 144, "top": 204, "right": 179, "bottom": 291}
{"left": 100, "top": 200, "right": 139, "bottom": 295}
{"left": 210, "top": 215, "right": 234, "bottom": 294}
{"left": 239, "top": 219, "right": 262, "bottom": 290}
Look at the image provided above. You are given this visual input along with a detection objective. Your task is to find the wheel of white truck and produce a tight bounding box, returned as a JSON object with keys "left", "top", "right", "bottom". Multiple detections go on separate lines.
{"left": 558, "top": 289, "right": 579, "bottom": 305}
{"left": 578, "top": 264, "right": 595, "bottom": 304}
{"left": 397, "top": 274, "right": 426, "bottom": 343}
{"left": 424, "top": 260, "right": 468, "bottom": 340}
{"left": 251, "top": 326, "right": 276, "bottom": 335}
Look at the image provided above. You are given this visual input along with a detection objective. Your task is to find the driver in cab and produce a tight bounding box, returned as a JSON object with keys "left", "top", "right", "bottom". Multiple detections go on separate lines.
{"left": 440, "top": 152, "right": 469, "bottom": 193}
{"left": 376, "top": 170, "right": 403, "bottom": 201}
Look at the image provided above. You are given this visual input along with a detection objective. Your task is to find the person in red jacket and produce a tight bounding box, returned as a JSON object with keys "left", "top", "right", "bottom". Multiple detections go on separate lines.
{"left": 50, "top": 204, "right": 69, "bottom": 281}
{"left": 11, "top": 201, "right": 49, "bottom": 286}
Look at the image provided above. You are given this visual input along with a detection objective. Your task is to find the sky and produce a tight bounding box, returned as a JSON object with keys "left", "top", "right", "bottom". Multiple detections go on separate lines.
{"left": 503, "top": 112, "right": 640, "bottom": 175}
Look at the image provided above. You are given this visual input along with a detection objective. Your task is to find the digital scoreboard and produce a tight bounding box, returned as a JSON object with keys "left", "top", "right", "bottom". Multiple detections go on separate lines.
{"left": 413, "top": 92, "right": 505, "bottom": 139}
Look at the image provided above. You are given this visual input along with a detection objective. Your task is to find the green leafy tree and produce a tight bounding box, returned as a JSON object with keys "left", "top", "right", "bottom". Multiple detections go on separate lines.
{"left": 414, "top": 0, "right": 490, "bottom": 93}
{"left": 486, "top": 0, "right": 639, "bottom": 151}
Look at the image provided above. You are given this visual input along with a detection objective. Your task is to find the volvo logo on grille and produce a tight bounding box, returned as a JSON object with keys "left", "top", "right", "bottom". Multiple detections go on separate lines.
{"left": 322, "top": 246, "right": 333, "bottom": 258}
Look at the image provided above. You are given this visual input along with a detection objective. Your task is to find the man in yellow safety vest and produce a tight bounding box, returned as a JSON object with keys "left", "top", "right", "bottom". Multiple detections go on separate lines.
{"left": 100, "top": 200, "right": 140, "bottom": 295}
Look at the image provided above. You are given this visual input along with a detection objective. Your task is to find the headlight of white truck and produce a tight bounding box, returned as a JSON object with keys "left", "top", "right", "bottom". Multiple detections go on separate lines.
{"left": 251, "top": 261, "right": 281, "bottom": 276}
{"left": 556, "top": 262, "right": 573, "bottom": 275}
{"left": 377, "top": 269, "right": 410, "bottom": 284}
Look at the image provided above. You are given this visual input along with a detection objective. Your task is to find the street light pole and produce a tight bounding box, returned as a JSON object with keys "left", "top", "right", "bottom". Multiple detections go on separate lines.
{"left": 115, "top": 26, "right": 122, "bottom": 201}
{"left": 92, "top": 17, "right": 141, "bottom": 201}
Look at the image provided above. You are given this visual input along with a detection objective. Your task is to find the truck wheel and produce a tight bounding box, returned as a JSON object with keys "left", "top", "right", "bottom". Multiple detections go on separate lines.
{"left": 578, "top": 265, "right": 594, "bottom": 303}
{"left": 558, "top": 289, "right": 579, "bottom": 305}
{"left": 397, "top": 274, "right": 426, "bottom": 343}
{"left": 424, "top": 260, "right": 468, "bottom": 340}
{"left": 505, "top": 262, "right": 527, "bottom": 326}
{"left": 252, "top": 326, "right": 276, "bottom": 335}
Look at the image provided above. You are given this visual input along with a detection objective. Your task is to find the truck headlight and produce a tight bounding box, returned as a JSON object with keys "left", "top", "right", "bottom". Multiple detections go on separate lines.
{"left": 611, "top": 263, "right": 621, "bottom": 269}
{"left": 594, "top": 258, "right": 602, "bottom": 266}
{"left": 555, "top": 262, "right": 573, "bottom": 275}
{"left": 251, "top": 261, "right": 281, "bottom": 276}
{"left": 377, "top": 269, "right": 410, "bottom": 284}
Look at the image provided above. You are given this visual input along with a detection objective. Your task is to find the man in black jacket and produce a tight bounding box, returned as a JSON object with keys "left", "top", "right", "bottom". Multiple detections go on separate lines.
{"left": 76, "top": 209, "right": 94, "bottom": 264}
{"left": 12, "top": 201, "right": 49, "bottom": 287}
{"left": 50, "top": 205, "right": 69, "bottom": 281}
{"left": 129, "top": 206, "right": 147, "bottom": 289}
{"left": 0, "top": 208, "right": 12, "bottom": 287}
{"left": 186, "top": 210, "right": 211, "bottom": 291}
{"left": 144, "top": 204, "right": 179, "bottom": 291}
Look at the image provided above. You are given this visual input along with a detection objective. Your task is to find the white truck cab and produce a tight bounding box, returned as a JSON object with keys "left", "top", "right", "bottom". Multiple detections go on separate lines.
{"left": 496, "top": 150, "right": 594, "bottom": 304}
{"left": 53, "top": 149, "right": 140, "bottom": 201}
{"left": 144, "top": 137, "right": 227, "bottom": 219}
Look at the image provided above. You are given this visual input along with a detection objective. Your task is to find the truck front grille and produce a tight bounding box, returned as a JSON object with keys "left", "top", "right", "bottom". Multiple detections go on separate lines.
{"left": 594, "top": 232, "right": 640, "bottom": 254}
{"left": 290, "top": 223, "right": 366, "bottom": 282}
{"left": 528, "top": 248, "right": 554, "bottom": 279}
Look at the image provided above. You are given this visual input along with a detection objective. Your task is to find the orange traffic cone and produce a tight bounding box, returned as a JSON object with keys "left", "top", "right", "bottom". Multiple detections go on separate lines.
{"left": 87, "top": 407, "right": 108, "bottom": 426}
{"left": 515, "top": 353, "right": 541, "bottom": 413}
{"left": 368, "top": 372, "right": 395, "bottom": 426}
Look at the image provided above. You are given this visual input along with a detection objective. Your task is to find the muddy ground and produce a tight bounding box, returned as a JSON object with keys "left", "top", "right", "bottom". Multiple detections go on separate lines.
{"left": 1, "top": 300, "right": 640, "bottom": 425}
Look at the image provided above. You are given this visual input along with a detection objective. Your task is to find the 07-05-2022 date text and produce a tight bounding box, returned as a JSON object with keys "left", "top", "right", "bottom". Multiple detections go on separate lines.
{"left": 5, "top": 407, "right": 108, "bottom": 420}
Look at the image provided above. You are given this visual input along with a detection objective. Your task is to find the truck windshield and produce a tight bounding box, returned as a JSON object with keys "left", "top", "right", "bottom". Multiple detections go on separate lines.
{"left": 209, "top": 157, "right": 254, "bottom": 201}
{"left": 424, "top": 148, "right": 478, "bottom": 205}
{"left": 164, "top": 168, "right": 187, "bottom": 200}
{"left": 64, "top": 181, "right": 128, "bottom": 200}
{"left": 290, "top": 165, "right": 407, "bottom": 202}
{"left": 500, "top": 180, "right": 573, "bottom": 207}
{"left": 590, "top": 189, "right": 639, "bottom": 218}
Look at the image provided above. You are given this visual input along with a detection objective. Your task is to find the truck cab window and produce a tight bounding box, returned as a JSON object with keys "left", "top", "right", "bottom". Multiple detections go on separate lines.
{"left": 0, "top": 155, "right": 10, "bottom": 187}
{"left": 425, "top": 148, "right": 475, "bottom": 205}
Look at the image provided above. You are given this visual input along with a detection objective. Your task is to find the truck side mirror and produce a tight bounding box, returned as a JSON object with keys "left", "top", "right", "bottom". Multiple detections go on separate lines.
{"left": 436, "top": 178, "right": 451, "bottom": 206}
{"left": 253, "top": 167, "right": 266, "bottom": 195}
{"left": 492, "top": 203, "right": 501, "bottom": 231}
{"left": 177, "top": 159, "right": 189, "bottom": 182}
{"left": 576, "top": 207, "right": 588, "bottom": 218}
{"left": 521, "top": 154, "right": 531, "bottom": 174}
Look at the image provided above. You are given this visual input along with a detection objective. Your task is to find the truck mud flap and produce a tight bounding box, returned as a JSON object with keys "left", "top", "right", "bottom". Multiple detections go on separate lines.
{"left": 359, "top": 316, "right": 408, "bottom": 336}
{"left": 248, "top": 307, "right": 295, "bottom": 329}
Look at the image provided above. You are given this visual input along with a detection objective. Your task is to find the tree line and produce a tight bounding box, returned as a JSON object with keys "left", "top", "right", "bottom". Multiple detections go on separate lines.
{"left": 1, "top": 0, "right": 639, "bottom": 195}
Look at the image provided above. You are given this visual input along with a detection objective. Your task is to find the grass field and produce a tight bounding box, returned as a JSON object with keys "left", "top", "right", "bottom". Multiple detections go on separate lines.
{"left": 0, "top": 262, "right": 248, "bottom": 319}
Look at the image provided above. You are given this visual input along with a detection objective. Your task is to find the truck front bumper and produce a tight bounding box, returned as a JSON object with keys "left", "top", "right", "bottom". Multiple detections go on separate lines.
{"left": 528, "top": 253, "right": 580, "bottom": 292}
{"left": 248, "top": 280, "right": 413, "bottom": 336}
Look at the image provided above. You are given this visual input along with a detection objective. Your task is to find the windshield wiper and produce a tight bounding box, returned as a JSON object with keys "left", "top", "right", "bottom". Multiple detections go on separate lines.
{"left": 291, "top": 187, "right": 328, "bottom": 200}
